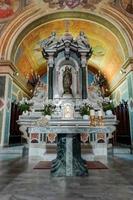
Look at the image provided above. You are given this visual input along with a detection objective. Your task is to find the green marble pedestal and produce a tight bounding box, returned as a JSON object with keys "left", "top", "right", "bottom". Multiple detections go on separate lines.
{"left": 51, "top": 134, "right": 88, "bottom": 177}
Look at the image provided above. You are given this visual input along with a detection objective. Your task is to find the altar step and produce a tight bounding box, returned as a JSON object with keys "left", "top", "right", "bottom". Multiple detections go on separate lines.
{"left": 0, "top": 146, "right": 24, "bottom": 154}
{"left": 81, "top": 143, "right": 93, "bottom": 154}
{"left": 43, "top": 152, "right": 95, "bottom": 161}
{"left": 46, "top": 144, "right": 57, "bottom": 154}
{"left": 46, "top": 143, "right": 93, "bottom": 154}
{"left": 112, "top": 146, "right": 131, "bottom": 154}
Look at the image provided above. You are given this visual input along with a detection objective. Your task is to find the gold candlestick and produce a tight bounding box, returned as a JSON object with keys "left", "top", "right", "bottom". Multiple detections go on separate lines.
{"left": 90, "top": 115, "right": 96, "bottom": 126}
{"left": 97, "top": 116, "right": 103, "bottom": 126}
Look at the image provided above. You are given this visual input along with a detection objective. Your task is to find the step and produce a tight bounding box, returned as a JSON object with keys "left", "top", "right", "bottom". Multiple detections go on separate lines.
{"left": 46, "top": 143, "right": 93, "bottom": 154}
{"left": 113, "top": 147, "right": 131, "bottom": 154}
{"left": 43, "top": 153, "right": 94, "bottom": 161}
{"left": 0, "top": 146, "right": 24, "bottom": 154}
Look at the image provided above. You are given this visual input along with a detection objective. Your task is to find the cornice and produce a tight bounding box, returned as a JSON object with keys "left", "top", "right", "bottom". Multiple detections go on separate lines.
{"left": 0, "top": 60, "right": 17, "bottom": 72}
{"left": 0, "top": 60, "right": 31, "bottom": 97}
{"left": 121, "top": 57, "right": 133, "bottom": 69}
{"left": 110, "top": 57, "right": 133, "bottom": 93}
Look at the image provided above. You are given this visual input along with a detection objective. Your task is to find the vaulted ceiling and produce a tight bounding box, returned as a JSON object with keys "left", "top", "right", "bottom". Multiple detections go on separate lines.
{"left": 14, "top": 19, "right": 124, "bottom": 83}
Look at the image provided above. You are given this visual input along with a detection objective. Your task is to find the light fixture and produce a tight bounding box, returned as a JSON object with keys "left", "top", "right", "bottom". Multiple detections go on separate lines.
{"left": 13, "top": 71, "right": 19, "bottom": 76}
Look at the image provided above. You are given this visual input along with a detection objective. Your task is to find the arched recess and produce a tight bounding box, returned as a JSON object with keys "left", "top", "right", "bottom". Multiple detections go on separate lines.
{"left": 0, "top": 10, "right": 132, "bottom": 86}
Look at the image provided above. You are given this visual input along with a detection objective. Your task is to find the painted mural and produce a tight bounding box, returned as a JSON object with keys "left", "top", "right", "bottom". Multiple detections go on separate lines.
{"left": 112, "top": 0, "right": 133, "bottom": 18}
{"left": 15, "top": 19, "right": 124, "bottom": 84}
{"left": 42, "top": 0, "right": 107, "bottom": 10}
{"left": 120, "top": 0, "right": 133, "bottom": 14}
{"left": 0, "top": 0, "right": 21, "bottom": 21}
{"left": 43, "top": 0, "right": 86, "bottom": 9}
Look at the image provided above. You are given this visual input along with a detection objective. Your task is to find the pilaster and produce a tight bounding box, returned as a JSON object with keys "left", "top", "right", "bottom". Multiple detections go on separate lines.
{"left": 0, "top": 62, "right": 17, "bottom": 146}
{"left": 127, "top": 69, "right": 133, "bottom": 145}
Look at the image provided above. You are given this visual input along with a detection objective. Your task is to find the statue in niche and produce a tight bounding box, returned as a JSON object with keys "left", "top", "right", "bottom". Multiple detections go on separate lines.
{"left": 63, "top": 66, "right": 72, "bottom": 95}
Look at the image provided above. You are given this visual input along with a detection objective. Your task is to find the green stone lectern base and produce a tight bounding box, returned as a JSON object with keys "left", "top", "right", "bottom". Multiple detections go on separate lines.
{"left": 51, "top": 134, "right": 88, "bottom": 177}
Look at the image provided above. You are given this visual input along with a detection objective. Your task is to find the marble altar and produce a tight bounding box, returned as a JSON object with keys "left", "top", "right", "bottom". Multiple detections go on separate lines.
{"left": 17, "top": 30, "right": 118, "bottom": 176}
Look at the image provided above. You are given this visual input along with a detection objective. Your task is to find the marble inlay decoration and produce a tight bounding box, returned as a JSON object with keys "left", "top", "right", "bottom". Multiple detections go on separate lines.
{"left": 0, "top": 98, "right": 5, "bottom": 111}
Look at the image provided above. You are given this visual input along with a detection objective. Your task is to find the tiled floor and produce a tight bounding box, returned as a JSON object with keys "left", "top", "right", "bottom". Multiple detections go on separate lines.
{"left": 0, "top": 147, "right": 133, "bottom": 200}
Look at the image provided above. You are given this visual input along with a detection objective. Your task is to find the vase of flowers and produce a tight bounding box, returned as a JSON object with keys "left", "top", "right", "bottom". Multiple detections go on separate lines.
{"left": 102, "top": 101, "right": 114, "bottom": 115}
{"left": 19, "top": 99, "right": 32, "bottom": 115}
{"left": 43, "top": 103, "right": 56, "bottom": 119}
{"left": 79, "top": 103, "right": 91, "bottom": 120}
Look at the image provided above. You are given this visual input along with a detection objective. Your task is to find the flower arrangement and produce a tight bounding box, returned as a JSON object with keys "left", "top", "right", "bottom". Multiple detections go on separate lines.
{"left": 43, "top": 103, "right": 56, "bottom": 116}
{"left": 102, "top": 101, "right": 114, "bottom": 112}
{"left": 79, "top": 103, "right": 91, "bottom": 116}
{"left": 19, "top": 98, "right": 32, "bottom": 112}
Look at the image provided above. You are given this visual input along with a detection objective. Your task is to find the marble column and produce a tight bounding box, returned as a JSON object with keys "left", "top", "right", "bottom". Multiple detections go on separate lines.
{"left": 82, "top": 67, "right": 87, "bottom": 99}
{"left": 66, "top": 134, "right": 73, "bottom": 176}
{"left": 48, "top": 67, "right": 53, "bottom": 99}
{"left": 51, "top": 134, "right": 88, "bottom": 177}
{"left": 48, "top": 55, "right": 54, "bottom": 99}
{"left": 81, "top": 54, "right": 88, "bottom": 99}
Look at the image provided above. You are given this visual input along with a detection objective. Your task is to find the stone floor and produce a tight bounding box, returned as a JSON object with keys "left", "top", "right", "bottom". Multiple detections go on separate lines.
{"left": 0, "top": 147, "right": 133, "bottom": 200}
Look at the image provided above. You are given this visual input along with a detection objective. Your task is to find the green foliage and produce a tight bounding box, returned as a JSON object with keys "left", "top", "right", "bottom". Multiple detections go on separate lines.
{"left": 102, "top": 102, "right": 114, "bottom": 112}
{"left": 79, "top": 103, "right": 91, "bottom": 116}
{"left": 43, "top": 104, "right": 56, "bottom": 116}
{"left": 19, "top": 102, "right": 31, "bottom": 112}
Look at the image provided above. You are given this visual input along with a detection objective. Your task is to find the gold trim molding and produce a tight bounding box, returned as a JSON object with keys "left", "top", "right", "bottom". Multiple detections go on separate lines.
{"left": 0, "top": 60, "right": 31, "bottom": 97}
{"left": 110, "top": 57, "right": 133, "bottom": 93}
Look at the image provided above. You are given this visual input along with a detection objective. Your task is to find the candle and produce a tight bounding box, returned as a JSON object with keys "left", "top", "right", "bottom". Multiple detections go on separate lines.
{"left": 98, "top": 110, "right": 102, "bottom": 117}
{"left": 90, "top": 109, "right": 95, "bottom": 116}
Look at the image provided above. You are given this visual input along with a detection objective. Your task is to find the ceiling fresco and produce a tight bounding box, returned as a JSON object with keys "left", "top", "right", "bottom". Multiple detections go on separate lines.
{"left": 120, "top": 0, "right": 133, "bottom": 14}
{"left": 41, "top": 0, "right": 103, "bottom": 10}
{"left": 15, "top": 19, "right": 124, "bottom": 83}
{"left": 0, "top": 0, "right": 132, "bottom": 34}
{"left": 0, "top": 0, "right": 25, "bottom": 21}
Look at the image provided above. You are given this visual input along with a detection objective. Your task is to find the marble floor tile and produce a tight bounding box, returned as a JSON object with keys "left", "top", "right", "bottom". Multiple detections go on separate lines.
{"left": 0, "top": 149, "right": 133, "bottom": 200}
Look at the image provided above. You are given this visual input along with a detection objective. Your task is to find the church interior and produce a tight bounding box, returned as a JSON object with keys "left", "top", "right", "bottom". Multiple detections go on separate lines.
{"left": 0, "top": 0, "right": 133, "bottom": 199}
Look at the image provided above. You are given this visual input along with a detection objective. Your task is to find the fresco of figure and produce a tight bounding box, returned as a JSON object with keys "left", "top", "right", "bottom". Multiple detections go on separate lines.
{"left": 0, "top": 0, "right": 14, "bottom": 18}
{"left": 64, "top": 0, "right": 80, "bottom": 8}
{"left": 63, "top": 66, "right": 72, "bottom": 95}
{"left": 43, "top": 0, "right": 83, "bottom": 9}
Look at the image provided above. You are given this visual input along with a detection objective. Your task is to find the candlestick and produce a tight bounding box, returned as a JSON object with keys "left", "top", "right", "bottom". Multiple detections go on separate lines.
{"left": 90, "top": 109, "right": 95, "bottom": 116}
{"left": 98, "top": 110, "right": 102, "bottom": 117}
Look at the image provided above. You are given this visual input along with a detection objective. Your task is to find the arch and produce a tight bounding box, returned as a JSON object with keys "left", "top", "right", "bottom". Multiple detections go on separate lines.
{"left": 56, "top": 57, "right": 79, "bottom": 72}
{"left": 54, "top": 57, "right": 79, "bottom": 98}
{"left": 0, "top": 10, "right": 132, "bottom": 61}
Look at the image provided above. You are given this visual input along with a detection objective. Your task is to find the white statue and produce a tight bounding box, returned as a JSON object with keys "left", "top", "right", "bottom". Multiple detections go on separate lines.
{"left": 40, "top": 32, "right": 57, "bottom": 48}
{"left": 76, "top": 31, "right": 89, "bottom": 48}
{"left": 31, "top": 82, "right": 47, "bottom": 109}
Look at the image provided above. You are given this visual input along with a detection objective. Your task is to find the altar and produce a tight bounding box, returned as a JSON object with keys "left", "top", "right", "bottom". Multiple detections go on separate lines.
{"left": 18, "top": 117, "right": 117, "bottom": 176}
{"left": 17, "top": 30, "right": 118, "bottom": 176}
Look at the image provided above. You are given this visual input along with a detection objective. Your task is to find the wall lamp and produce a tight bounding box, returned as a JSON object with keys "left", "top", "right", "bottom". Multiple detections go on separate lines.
{"left": 13, "top": 71, "right": 19, "bottom": 76}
